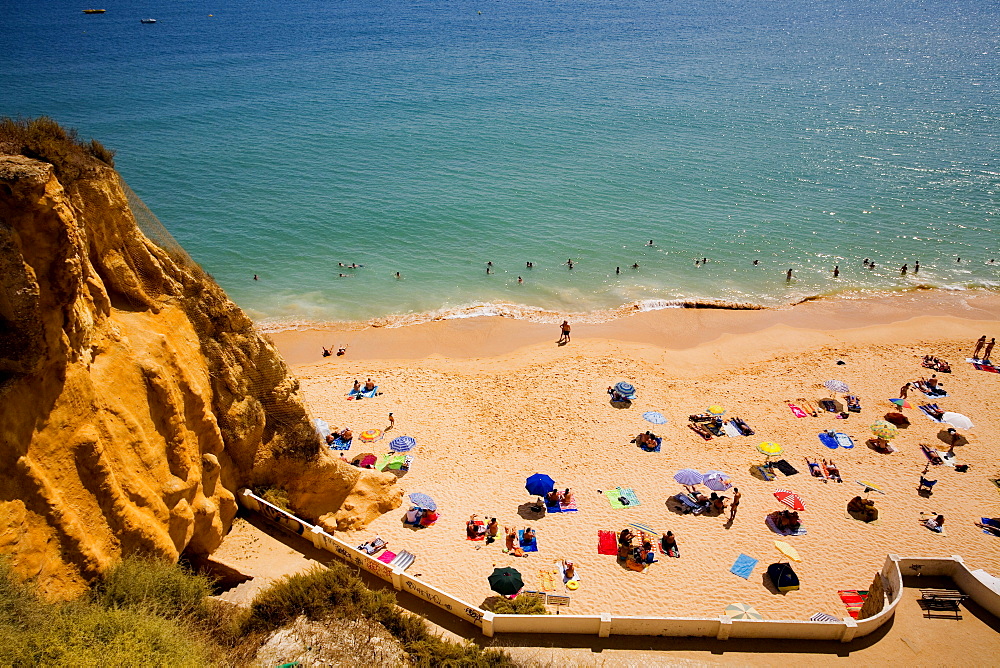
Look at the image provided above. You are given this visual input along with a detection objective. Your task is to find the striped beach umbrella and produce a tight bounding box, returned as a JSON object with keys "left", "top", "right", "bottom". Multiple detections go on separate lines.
{"left": 360, "top": 428, "right": 383, "bottom": 443}
{"left": 389, "top": 435, "right": 417, "bottom": 452}
{"left": 614, "top": 381, "right": 636, "bottom": 396}
{"left": 824, "top": 380, "right": 850, "bottom": 394}
{"left": 774, "top": 489, "right": 805, "bottom": 511}
{"left": 888, "top": 398, "right": 913, "bottom": 409}
{"left": 673, "top": 469, "right": 704, "bottom": 487}
{"left": 724, "top": 603, "right": 764, "bottom": 620}
{"left": 703, "top": 470, "right": 733, "bottom": 491}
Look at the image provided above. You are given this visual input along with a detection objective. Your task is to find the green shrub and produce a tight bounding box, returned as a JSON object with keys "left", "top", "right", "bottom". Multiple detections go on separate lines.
{"left": 256, "top": 485, "right": 292, "bottom": 513}
{"left": 93, "top": 557, "right": 213, "bottom": 619}
{"left": 484, "top": 594, "right": 549, "bottom": 615}
{"left": 0, "top": 116, "right": 115, "bottom": 184}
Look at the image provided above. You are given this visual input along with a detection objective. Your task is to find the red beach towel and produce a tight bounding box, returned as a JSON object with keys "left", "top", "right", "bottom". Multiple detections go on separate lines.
{"left": 377, "top": 550, "right": 396, "bottom": 564}
{"left": 598, "top": 530, "right": 619, "bottom": 555}
{"left": 838, "top": 589, "right": 869, "bottom": 618}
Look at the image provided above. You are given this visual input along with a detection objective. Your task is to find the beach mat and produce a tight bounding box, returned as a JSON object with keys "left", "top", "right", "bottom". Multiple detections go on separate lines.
{"left": 772, "top": 459, "right": 799, "bottom": 476}
{"left": 467, "top": 521, "right": 486, "bottom": 541}
{"left": 765, "top": 514, "right": 807, "bottom": 536}
{"left": 597, "top": 530, "right": 618, "bottom": 555}
{"left": 723, "top": 422, "right": 743, "bottom": 438}
{"left": 787, "top": 403, "right": 808, "bottom": 418}
{"left": 730, "top": 553, "right": 758, "bottom": 580}
{"left": 329, "top": 438, "right": 351, "bottom": 450}
{"left": 835, "top": 433, "right": 854, "bottom": 449}
{"left": 377, "top": 550, "right": 396, "bottom": 564}
{"left": 918, "top": 405, "right": 945, "bottom": 423}
{"left": 545, "top": 499, "right": 578, "bottom": 513}
{"left": 818, "top": 433, "right": 838, "bottom": 449}
{"left": 518, "top": 529, "right": 539, "bottom": 552}
{"left": 839, "top": 590, "right": 869, "bottom": 619}
{"left": 604, "top": 487, "right": 640, "bottom": 509}
{"left": 974, "top": 363, "right": 1000, "bottom": 373}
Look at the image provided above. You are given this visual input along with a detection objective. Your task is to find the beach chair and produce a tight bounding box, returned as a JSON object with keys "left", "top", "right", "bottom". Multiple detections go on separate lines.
{"left": 357, "top": 536, "right": 388, "bottom": 555}
{"left": 918, "top": 477, "right": 937, "bottom": 495}
{"left": 546, "top": 594, "right": 571, "bottom": 608}
{"left": 674, "top": 493, "right": 705, "bottom": 514}
{"left": 390, "top": 550, "right": 416, "bottom": 571}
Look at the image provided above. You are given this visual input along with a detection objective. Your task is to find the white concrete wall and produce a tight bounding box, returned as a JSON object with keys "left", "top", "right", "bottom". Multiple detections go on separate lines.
{"left": 236, "top": 489, "right": 996, "bottom": 641}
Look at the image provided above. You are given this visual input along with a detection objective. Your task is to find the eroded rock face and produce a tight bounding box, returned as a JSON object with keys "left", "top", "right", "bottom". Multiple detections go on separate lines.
{"left": 0, "top": 155, "right": 400, "bottom": 597}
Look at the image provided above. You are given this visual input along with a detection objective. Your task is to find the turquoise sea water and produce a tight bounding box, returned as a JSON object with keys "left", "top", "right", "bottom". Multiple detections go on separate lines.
{"left": 3, "top": 0, "right": 999, "bottom": 327}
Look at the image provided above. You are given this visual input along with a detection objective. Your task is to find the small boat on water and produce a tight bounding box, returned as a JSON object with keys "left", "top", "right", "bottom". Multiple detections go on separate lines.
{"left": 82, "top": 8, "right": 106, "bottom": 13}
{"left": 140, "top": 18, "right": 157, "bottom": 23}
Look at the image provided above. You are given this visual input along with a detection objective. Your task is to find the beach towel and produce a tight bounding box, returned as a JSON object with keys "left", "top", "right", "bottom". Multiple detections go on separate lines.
{"left": 347, "top": 388, "right": 362, "bottom": 399}
{"left": 980, "top": 518, "right": 1000, "bottom": 536}
{"left": 597, "top": 530, "right": 619, "bottom": 555}
{"left": 754, "top": 465, "right": 776, "bottom": 482}
{"left": 674, "top": 493, "right": 705, "bottom": 514}
{"left": 766, "top": 514, "right": 808, "bottom": 536}
{"left": 518, "top": 529, "right": 539, "bottom": 552}
{"left": 787, "top": 403, "right": 808, "bottom": 418}
{"left": 390, "top": 550, "right": 416, "bottom": 571}
{"left": 723, "top": 422, "right": 743, "bottom": 438}
{"left": 730, "top": 554, "right": 758, "bottom": 580}
{"left": 838, "top": 590, "right": 869, "bottom": 619}
{"left": 772, "top": 459, "right": 799, "bottom": 476}
{"left": 810, "top": 612, "right": 841, "bottom": 622}
{"left": 835, "top": 433, "right": 854, "bottom": 449}
{"left": 974, "top": 363, "right": 1000, "bottom": 373}
{"left": 818, "top": 433, "right": 838, "bottom": 449}
{"left": 330, "top": 438, "right": 352, "bottom": 450}
{"left": 545, "top": 498, "right": 579, "bottom": 513}
{"left": 918, "top": 405, "right": 945, "bottom": 422}
{"left": 360, "top": 385, "right": 379, "bottom": 398}
{"left": 538, "top": 568, "right": 557, "bottom": 592}
{"left": 913, "top": 383, "right": 947, "bottom": 397}
{"left": 604, "top": 487, "right": 640, "bottom": 509}
{"left": 638, "top": 437, "right": 662, "bottom": 452}
{"left": 938, "top": 450, "right": 961, "bottom": 468}
{"left": 377, "top": 550, "right": 396, "bottom": 564}
{"left": 467, "top": 521, "right": 486, "bottom": 541}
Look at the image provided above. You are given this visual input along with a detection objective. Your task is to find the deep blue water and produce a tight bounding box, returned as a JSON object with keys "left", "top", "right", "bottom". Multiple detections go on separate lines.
{"left": 3, "top": 0, "right": 999, "bottom": 326}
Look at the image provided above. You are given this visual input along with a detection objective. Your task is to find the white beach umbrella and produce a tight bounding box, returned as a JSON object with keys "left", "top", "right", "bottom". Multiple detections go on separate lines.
{"left": 941, "top": 412, "right": 974, "bottom": 430}
{"left": 823, "top": 380, "right": 850, "bottom": 394}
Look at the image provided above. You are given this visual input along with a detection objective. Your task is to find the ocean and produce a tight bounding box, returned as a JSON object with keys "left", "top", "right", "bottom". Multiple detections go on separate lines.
{"left": 3, "top": 0, "right": 998, "bottom": 328}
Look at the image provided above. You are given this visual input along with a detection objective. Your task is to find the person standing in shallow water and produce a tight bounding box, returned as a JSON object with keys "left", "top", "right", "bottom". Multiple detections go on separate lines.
{"left": 832, "top": 265, "right": 839, "bottom": 278}
{"left": 901, "top": 264, "right": 908, "bottom": 276}
{"left": 558, "top": 320, "right": 571, "bottom": 344}
{"left": 786, "top": 268, "right": 793, "bottom": 281}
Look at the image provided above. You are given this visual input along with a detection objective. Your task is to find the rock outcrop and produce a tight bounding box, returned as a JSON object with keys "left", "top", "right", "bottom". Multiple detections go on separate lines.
{"left": 0, "top": 150, "right": 400, "bottom": 598}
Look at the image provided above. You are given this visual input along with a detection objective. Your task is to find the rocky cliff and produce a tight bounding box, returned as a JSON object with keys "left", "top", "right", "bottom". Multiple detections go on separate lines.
{"left": 0, "top": 137, "right": 400, "bottom": 598}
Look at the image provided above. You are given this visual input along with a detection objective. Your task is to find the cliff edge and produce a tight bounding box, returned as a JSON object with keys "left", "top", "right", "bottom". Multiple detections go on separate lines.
{"left": 0, "top": 123, "right": 400, "bottom": 597}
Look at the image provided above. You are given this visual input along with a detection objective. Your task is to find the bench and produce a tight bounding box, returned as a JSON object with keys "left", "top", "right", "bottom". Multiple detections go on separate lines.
{"left": 546, "top": 594, "right": 571, "bottom": 607}
{"left": 919, "top": 589, "right": 967, "bottom": 618}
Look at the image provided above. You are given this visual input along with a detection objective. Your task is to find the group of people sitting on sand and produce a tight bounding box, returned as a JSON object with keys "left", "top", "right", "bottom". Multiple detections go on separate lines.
{"left": 632, "top": 431, "right": 661, "bottom": 451}
{"left": 545, "top": 489, "right": 575, "bottom": 506}
{"left": 404, "top": 506, "right": 439, "bottom": 527}
{"left": 774, "top": 510, "right": 801, "bottom": 533}
{"left": 921, "top": 355, "right": 951, "bottom": 373}
{"left": 913, "top": 376, "right": 945, "bottom": 397}
{"left": 847, "top": 496, "right": 879, "bottom": 522}
{"left": 505, "top": 526, "right": 534, "bottom": 557}
{"left": 325, "top": 427, "right": 352, "bottom": 446}
{"left": 617, "top": 529, "right": 657, "bottom": 568}
{"left": 465, "top": 514, "right": 499, "bottom": 542}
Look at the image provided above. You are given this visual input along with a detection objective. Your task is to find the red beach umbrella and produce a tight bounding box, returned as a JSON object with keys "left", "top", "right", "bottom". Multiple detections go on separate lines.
{"left": 773, "top": 489, "right": 805, "bottom": 512}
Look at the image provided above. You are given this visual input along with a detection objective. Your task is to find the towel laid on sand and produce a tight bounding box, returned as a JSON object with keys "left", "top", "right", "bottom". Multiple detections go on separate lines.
{"left": 518, "top": 529, "right": 539, "bottom": 552}
{"left": 839, "top": 590, "right": 869, "bottom": 619}
{"left": 772, "top": 459, "right": 799, "bottom": 476}
{"left": 787, "top": 403, "right": 808, "bottom": 418}
{"left": 597, "top": 530, "right": 619, "bottom": 555}
{"left": 329, "top": 438, "right": 352, "bottom": 450}
{"left": 545, "top": 498, "right": 579, "bottom": 513}
{"left": 604, "top": 487, "right": 640, "bottom": 509}
{"left": 730, "top": 553, "right": 758, "bottom": 580}
{"left": 377, "top": 550, "right": 396, "bottom": 564}
{"left": 766, "top": 514, "right": 807, "bottom": 536}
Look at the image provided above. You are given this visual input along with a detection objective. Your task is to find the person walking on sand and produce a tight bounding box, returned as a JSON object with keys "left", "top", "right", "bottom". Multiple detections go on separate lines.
{"left": 558, "top": 320, "right": 571, "bottom": 343}
{"left": 729, "top": 488, "right": 741, "bottom": 522}
{"left": 387, "top": 412, "right": 394, "bottom": 430}
{"left": 973, "top": 335, "right": 987, "bottom": 359}
{"left": 984, "top": 338, "right": 996, "bottom": 362}
{"left": 899, "top": 382, "right": 911, "bottom": 399}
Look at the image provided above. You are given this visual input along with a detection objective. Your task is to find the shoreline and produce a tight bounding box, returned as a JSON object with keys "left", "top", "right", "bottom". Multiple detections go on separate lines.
{"left": 268, "top": 288, "right": 1000, "bottom": 365}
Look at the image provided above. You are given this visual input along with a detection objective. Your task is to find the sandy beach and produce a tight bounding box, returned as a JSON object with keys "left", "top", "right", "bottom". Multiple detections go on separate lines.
{"left": 272, "top": 290, "right": 1000, "bottom": 622}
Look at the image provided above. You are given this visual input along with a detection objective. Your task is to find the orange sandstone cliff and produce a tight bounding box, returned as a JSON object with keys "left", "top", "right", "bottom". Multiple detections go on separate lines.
{"left": 0, "top": 148, "right": 400, "bottom": 597}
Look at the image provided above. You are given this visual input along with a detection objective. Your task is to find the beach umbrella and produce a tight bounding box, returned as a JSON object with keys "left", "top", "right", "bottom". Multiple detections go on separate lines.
{"left": 888, "top": 398, "right": 913, "bottom": 409}
{"left": 724, "top": 603, "right": 764, "bottom": 620}
{"left": 703, "top": 470, "right": 733, "bottom": 492}
{"left": 408, "top": 492, "right": 437, "bottom": 511}
{"left": 757, "top": 442, "right": 783, "bottom": 460}
{"left": 488, "top": 567, "right": 524, "bottom": 596}
{"left": 525, "top": 473, "right": 555, "bottom": 496}
{"left": 824, "top": 380, "right": 850, "bottom": 394}
{"left": 642, "top": 411, "right": 668, "bottom": 425}
{"left": 389, "top": 435, "right": 417, "bottom": 452}
{"left": 313, "top": 419, "right": 331, "bottom": 438}
{"left": 856, "top": 481, "right": 886, "bottom": 496}
{"left": 614, "top": 381, "right": 636, "bottom": 396}
{"left": 773, "top": 489, "right": 805, "bottom": 511}
{"left": 774, "top": 540, "right": 802, "bottom": 562}
{"left": 673, "top": 469, "right": 704, "bottom": 487}
{"left": 870, "top": 420, "right": 898, "bottom": 440}
{"left": 360, "top": 428, "right": 383, "bottom": 443}
{"left": 941, "top": 412, "right": 974, "bottom": 430}
{"left": 352, "top": 453, "right": 378, "bottom": 468}
{"left": 707, "top": 405, "right": 726, "bottom": 416}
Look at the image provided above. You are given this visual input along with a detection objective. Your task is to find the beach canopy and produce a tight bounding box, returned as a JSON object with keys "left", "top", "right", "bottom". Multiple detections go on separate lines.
{"left": 642, "top": 411, "right": 668, "bottom": 425}
{"left": 824, "top": 379, "right": 850, "bottom": 394}
{"left": 869, "top": 420, "right": 898, "bottom": 440}
{"left": 614, "top": 381, "right": 636, "bottom": 396}
{"left": 488, "top": 567, "right": 524, "bottom": 596}
{"left": 774, "top": 540, "right": 802, "bottom": 562}
{"left": 724, "top": 603, "right": 764, "bottom": 620}
{"left": 352, "top": 453, "right": 377, "bottom": 468}
{"left": 673, "top": 469, "right": 704, "bottom": 487}
{"left": 360, "top": 428, "right": 383, "bottom": 443}
{"left": 707, "top": 405, "right": 726, "bottom": 416}
{"left": 888, "top": 398, "right": 913, "bottom": 409}
{"left": 857, "top": 481, "right": 886, "bottom": 495}
{"left": 757, "top": 442, "right": 783, "bottom": 457}
{"left": 767, "top": 562, "right": 801, "bottom": 592}
{"left": 774, "top": 489, "right": 805, "bottom": 511}
{"left": 941, "top": 412, "right": 974, "bottom": 430}
{"left": 525, "top": 473, "right": 555, "bottom": 496}
{"left": 408, "top": 492, "right": 437, "bottom": 511}
{"left": 703, "top": 470, "right": 733, "bottom": 492}
{"left": 313, "top": 419, "right": 331, "bottom": 439}
{"left": 389, "top": 435, "right": 417, "bottom": 452}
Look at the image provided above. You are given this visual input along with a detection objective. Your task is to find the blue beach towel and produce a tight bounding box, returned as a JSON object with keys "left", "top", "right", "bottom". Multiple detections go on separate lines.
{"left": 818, "top": 433, "right": 838, "bottom": 449}
{"left": 361, "top": 385, "right": 379, "bottom": 398}
{"left": 545, "top": 498, "right": 578, "bottom": 513}
{"left": 330, "top": 438, "right": 352, "bottom": 451}
{"left": 347, "top": 388, "right": 362, "bottom": 398}
{"left": 638, "top": 437, "right": 662, "bottom": 452}
{"left": 517, "top": 530, "right": 539, "bottom": 552}
{"left": 835, "top": 432, "right": 854, "bottom": 449}
{"left": 730, "top": 554, "right": 758, "bottom": 580}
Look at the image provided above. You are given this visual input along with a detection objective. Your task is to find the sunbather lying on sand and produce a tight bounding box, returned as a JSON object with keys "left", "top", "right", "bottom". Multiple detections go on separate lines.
{"left": 922, "top": 513, "right": 945, "bottom": 533}
{"left": 823, "top": 458, "right": 842, "bottom": 482}
{"left": 466, "top": 514, "right": 486, "bottom": 538}
{"left": 804, "top": 457, "right": 825, "bottom": 479}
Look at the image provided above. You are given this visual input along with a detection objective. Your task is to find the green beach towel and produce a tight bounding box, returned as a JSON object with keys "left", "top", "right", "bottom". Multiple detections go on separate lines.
{"left": 604, "top": 487, "right": 640, "bottom": 509}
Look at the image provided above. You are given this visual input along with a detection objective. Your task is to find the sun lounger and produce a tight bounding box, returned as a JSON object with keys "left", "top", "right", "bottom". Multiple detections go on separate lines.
{"left": 517, "top": 530, "right": 539, "bottom": 552}
{"left": 772, "top": 459, "right": 799, "bottom": 476}
{"left": 547, "top": 594, "right": 571, "bottom": 607}
{"left": 754, "top": 465, "right": 776, "bottom": 481}
{"left": 390, "top": 550, "right": 416, "bottom": 571}
{"left": 730, "top": 553, "right": 758, "bottom": 580}
{"left": 787, "top": 403, "right": 808, "bottom": 418}
{"left": 920, "top": 589, "right": 966, "bottom": 618}
{"left": 674, "top": 492, "right": 706, "bottom": 514}
{"left": 765, "top": 513, "right": 807, "bottom": 536}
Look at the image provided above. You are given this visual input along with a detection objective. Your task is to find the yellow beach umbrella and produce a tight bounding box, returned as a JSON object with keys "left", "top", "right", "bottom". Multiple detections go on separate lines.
{"left": 708, "top": 405, "right": 726, "bottom": 416}
{"left": 360, "top": 428, "right": 383, "bottom": 443}
{"left": 757, "top": 441, "right": 783, "bottom": 458}
{"left": 774, "top": 540, "right": 802, "bottom": 562}
{"left": 870, "top": 420, "right": 898, "bottom": 440}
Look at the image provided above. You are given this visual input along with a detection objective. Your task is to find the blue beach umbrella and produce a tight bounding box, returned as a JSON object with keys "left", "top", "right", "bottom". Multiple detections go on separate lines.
{"left": 643, "top": 411, "right": 668, "bottom": 425}
{"left": 614, "top": 381, "right": 636, "bottom": 396}
{"left": 390, "top": 435, "right": 417, "bottom": 452}
{"left": 408, "top": 492, "right": 437, "bottom": 511}
{"left": 525, "top": 473, "right": 555, "bottom": 497}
